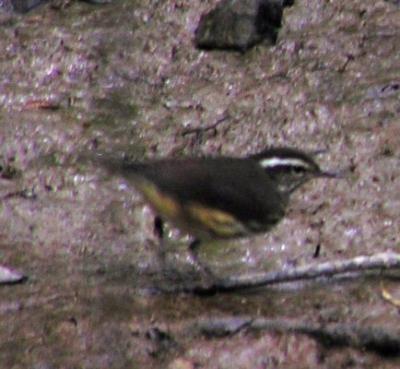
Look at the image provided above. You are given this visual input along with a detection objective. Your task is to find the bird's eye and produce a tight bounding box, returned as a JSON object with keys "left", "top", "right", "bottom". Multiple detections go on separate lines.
{"left": 292, "top": 166, "right": 306, "bottom": 173}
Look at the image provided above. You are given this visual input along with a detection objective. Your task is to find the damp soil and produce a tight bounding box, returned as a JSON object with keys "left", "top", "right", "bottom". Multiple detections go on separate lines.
{"left": 1, "top": 0, "right": 400, "bottom": 368}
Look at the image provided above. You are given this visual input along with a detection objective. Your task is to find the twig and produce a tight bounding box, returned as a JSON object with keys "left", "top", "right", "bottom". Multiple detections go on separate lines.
{"left": 1, "top": 188, "right": 37, "bottom": 200}
{"left": 181, "top": 115, "right": 229, "bottom": 136}
{"left": 189, "top": 252, "right": 400, "bottom": 294}
{"left": 190, "top": 316, "right": 400, "bottom": 356}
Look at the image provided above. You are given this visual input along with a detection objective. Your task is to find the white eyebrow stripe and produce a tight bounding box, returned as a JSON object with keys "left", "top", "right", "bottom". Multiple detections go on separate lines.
{"left": 259, "top": 157, "right": 311, "bottom": 169}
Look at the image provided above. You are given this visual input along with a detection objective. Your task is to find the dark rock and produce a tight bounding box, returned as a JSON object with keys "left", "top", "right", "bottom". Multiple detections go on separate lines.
{"left": 195, "top": 0, "right": 293, "bottom": 52}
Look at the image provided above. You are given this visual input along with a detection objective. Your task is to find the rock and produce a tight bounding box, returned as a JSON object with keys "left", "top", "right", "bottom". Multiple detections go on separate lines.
{"left": 0, "top": 265, "right": 27, "bottom": 285}
{"left": 195, "top": 0, "right": 294, "bottom": 52}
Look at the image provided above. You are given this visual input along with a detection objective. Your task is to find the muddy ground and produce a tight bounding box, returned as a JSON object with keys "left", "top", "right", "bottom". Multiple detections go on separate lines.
{"left": 0, "top": 0, "right": 400, "bottom": 368}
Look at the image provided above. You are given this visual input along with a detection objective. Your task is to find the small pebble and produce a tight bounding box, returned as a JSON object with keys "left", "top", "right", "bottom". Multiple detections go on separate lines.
{"left": 0, "top": 265, "right": 27, "bottom": 284}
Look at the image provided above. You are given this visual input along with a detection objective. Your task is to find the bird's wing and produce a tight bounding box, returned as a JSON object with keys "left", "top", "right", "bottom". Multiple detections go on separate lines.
{"left": 136, "top": 159, "right": 286, "bottom": 226}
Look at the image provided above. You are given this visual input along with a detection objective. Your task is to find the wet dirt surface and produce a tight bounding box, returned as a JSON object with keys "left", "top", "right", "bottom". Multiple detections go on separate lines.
{"left": 1, "top": 0, "right": 400, "bottom": 368}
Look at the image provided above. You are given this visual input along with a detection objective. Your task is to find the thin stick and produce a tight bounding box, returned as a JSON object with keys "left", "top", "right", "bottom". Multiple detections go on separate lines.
{"left": 190, "top": 252, "right": 400, "bottom": 294}
{"left": 181, "top": 115, "right": 229, "bottom": 136}
{"left": 189, "top": 316, "right": 400, "bottom": 355}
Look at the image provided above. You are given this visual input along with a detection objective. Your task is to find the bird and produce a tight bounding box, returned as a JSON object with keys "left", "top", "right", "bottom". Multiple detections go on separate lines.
{"left": 94, "top": 147, "right": 339, "bottom": 270}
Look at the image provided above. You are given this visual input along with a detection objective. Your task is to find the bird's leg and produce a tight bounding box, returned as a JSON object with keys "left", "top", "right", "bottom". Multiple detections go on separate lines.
{"left": 153, "top": 216, "right": 166, "bottom": 268}
{"left": 188, "top": 238, "right": 201, "bottom": 265}
{"left": 188, "top": 239, "right": 215, "bottom": 280}
{"left": 154, "top": 215, "right": 164, "bottom": 239}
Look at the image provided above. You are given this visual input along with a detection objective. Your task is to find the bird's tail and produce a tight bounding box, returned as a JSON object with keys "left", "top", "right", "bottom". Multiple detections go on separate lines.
{"left": 80, "top": 151, "right": 145, "bottom": 179}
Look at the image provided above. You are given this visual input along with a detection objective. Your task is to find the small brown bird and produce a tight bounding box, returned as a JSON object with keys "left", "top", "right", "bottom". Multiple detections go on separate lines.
{"left": 94, "top": 147, "right": 338, "bottom": 269}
